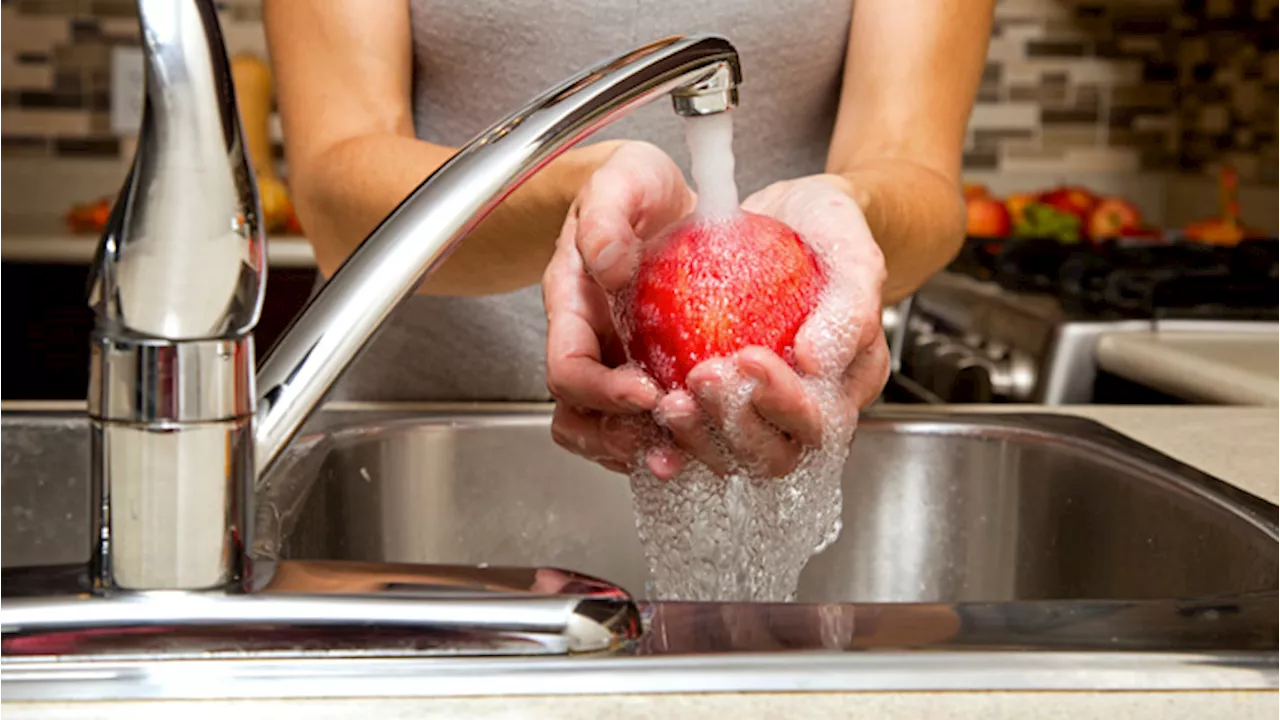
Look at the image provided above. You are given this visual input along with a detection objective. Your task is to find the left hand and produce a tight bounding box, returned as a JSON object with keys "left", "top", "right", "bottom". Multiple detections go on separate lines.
{"left": 654, "top": 175, "right": 891, "bottom": 478}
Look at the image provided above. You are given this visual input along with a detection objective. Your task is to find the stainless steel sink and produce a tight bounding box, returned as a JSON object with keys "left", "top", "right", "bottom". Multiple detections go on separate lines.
{"left": 7, "top": 405, "right": 1275, "bottom": 604}
{"left": 3, "top": 403, "right": 1277, "bottom": 698}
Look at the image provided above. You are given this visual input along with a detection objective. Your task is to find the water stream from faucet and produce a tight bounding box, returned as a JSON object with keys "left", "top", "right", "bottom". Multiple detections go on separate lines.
{"left": 624, "top": 112, "right": 852, "bottom": 602}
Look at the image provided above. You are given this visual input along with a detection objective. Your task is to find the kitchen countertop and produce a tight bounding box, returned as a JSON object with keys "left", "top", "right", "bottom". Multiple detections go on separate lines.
{"left": 1097, "top": 331, "right": 1279, "bottom": 406}
{"left": 1, "top": 233, "right": 318, "bottom": 269}
{"left": 4, "top": 403, "right": 1277, "bottom": 719}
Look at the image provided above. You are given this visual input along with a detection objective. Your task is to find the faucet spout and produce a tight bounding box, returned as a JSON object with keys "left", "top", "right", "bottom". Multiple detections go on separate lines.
{"left": 253, "top": 34, "right": 741, "bottom": 477}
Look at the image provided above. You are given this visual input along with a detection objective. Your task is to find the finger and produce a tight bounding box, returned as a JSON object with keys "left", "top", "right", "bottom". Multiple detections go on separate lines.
{"left": 550, "top": 404, "right": 645, "bottom": 470}
{"left": 576, "top": 144, "right": 693, "bottom": 291}
{"left": 657, "top": 391, "right": 731, "bottom": 477}
{"left": 544, "top": 323, "right": 661, "bottom": 412}
{"left": 686, "top": 360, "right": 802, "bottom": 478}
{"left": 544, "top": 223, "right": 662, "bottom": 414}
{"left": 746, "top": 180, "right": 884, "bottom": 378}
{"left": 843, "top": 333, "right": 892, "bottom": 411}
{"left": 644, "top": 445, "right": 687, "bottom": 481}
{"left": 737, "top": 346, "right": 824, "bottom": 447}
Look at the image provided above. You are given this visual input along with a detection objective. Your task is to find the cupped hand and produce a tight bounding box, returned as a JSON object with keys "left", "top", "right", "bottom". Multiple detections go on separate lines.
{"left": 657, "top": 175, "right": 890, "bottom": 478}
{"left": 543, "top": 145, "right": 890, "bottom": 480}
{"left": 542, "top": 141, "right": 694, "bottom": 476}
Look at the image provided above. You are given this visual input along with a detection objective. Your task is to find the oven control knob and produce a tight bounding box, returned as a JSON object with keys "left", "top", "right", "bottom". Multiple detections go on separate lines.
{"left": 908, "top": 335, "right": 953, "bottom": 390}
{"left": 928, "top": 342, "right": 977, "bottom": 399}
{"left": 988, "top": 350, "right": 1038, "bottom": 401}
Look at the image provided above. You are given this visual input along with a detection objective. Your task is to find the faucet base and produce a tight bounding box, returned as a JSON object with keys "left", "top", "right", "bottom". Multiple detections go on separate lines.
{"left": 1, "top": 560, "right": 641, "bottom": 661}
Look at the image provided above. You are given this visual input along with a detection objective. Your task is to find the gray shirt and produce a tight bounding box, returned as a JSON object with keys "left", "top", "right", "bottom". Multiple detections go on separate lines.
{"left": 327, "top": 0, "right": 853, "bottom": 402}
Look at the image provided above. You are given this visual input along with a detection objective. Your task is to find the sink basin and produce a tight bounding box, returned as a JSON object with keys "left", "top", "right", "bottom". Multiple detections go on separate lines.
{"left": 6, "top": 405, "right": 1275, "bottom": 603}
{"left": 3, "top": 402, "right": 1277, "bottom": 699}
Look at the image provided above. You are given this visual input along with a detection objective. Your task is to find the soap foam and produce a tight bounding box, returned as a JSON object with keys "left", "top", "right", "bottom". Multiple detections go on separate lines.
{"left": 607, "top": 112, "right": 862, "bottom": 603}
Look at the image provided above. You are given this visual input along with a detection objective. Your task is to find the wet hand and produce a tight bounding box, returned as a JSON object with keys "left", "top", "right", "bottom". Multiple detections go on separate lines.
{"left": 542, "top": 141, "right": 694, "bottom": 475}
{"left": 659, "top": 175, "right": 890, "bottom": 478}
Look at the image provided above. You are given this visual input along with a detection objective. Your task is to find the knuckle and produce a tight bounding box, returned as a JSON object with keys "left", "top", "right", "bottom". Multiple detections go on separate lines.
{"left": 544, "top": 370, "right": 568, "bottom": 400}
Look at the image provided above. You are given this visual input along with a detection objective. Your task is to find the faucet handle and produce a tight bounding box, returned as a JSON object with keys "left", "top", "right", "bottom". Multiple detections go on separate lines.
{"left": 88, "top": 0, "right": 265, "bottom": 341}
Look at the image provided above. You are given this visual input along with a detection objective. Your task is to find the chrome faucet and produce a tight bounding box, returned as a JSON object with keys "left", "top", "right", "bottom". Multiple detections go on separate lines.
{"left": 82, "top": 1, "right": 739, "bottom": 598}
{"left": 1, "top": 0, "right": 737, "bottom": 666}
{"left": 87, "top": 0, "right": 264, "bottom": 593}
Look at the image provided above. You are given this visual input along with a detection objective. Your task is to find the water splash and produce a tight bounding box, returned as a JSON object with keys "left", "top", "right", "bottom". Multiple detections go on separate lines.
{"left": 618, "top": 110, "right": 854, "bottom": 602}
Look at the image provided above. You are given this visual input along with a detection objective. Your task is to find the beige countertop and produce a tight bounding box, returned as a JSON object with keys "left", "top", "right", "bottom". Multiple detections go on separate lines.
{"left": 5, "top": 692, "right": 1277, "bottom": 720}
{"left": 1, "top": 233, "right": 318, "bottom": 269}
{"left": 1097, "top": 331, "right": 1279, "bottom": 406}
{"left": 4, "top": 404, "right": 1277, "bottom": 719}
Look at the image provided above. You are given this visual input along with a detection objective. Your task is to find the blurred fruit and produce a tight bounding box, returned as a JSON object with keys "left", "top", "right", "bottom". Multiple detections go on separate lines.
{"left": 965, "top": 195, "right": 1012, "bottom": 238}
{"left": 963, "top": 182, "right": 990, "bottom": 201}
{"left": 258, "top": 174, "right": 294, "bottom": 233}
{"left": 283, "top": 204, "right": 304, "bottom": 235}
{"left": 1086, "top": 197, "right": 1143, "bottom": 241}
{"left": 65, "top": 197, "right": 112, "bottom": 234}
{"left": 231, "top": 51, "right": 295, "bottom": 233}
{"left": 1004, "top": 192, "right": 1036, "bottom": 225}
{"left": 1015, "top": 202, "right": 1082, "bottom": 244}
{"left": 1179, "top": 164, "right": 1265, "bottom": 246}
{"left": 1037, "top": 185, "right": 1098, "bottom": 224}
{"left": 1183, "top": 218, "right": 1246, "bottom": 246}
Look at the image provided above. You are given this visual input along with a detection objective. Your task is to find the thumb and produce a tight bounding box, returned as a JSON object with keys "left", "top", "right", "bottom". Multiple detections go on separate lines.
{"left": 576, "top": 142, "right": 693, "bottom": 292}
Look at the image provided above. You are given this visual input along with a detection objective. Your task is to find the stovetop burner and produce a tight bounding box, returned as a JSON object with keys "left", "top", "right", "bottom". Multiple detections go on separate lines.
{"left": 949, "top": 237, "right": 1279, "bottom": 321}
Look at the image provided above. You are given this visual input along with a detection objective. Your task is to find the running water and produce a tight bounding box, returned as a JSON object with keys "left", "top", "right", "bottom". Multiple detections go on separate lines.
{"left": 684, "top": 111, "right": 739, "bottom": 220}
{"left": 620, "top": 112, "right": 855, "bottom": 602}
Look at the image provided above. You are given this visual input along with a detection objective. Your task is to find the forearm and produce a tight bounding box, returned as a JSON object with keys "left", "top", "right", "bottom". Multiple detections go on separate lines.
{"left": 824, "top": 160, "right": 965, "bottom": 305}
{"left": 292, "top": 133, "right": 617, "bottom": 297}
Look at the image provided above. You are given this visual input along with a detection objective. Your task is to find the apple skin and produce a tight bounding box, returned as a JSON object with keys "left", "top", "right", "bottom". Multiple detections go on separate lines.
{"left": 1086, "top": 196, "right": 1144, "bottom": 242}
{"left": 1038, "top": 185, "right": 1098, "bottom": 224}
{"left": 621, "top": 211, "right": 828, "bottom": 392}
{"left": 966, "top": 195, "right": 1012, "bottom": 238}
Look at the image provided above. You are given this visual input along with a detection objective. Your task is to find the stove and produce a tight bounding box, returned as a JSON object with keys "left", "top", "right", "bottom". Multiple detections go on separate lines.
{"left": 885, "top": 238, "right": 1279, "bottom": 404}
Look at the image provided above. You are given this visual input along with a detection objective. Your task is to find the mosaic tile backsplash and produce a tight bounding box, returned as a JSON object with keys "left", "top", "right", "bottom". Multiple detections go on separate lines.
{"left": 1, "top": 0, "right": 1276, "bottom": 228}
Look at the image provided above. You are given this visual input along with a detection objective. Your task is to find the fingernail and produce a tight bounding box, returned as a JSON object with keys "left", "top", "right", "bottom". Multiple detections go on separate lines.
{"left": 646, "top": 448, "right": 684, "bottom": 481}
{"left": 625, "top": 388, "right": 660, "bottom": 412}
{"left": 739, "top": 356, "right": 768, "bottom": 382}
{"left": 593, "top": 240, "right": 627, "bottom": 276}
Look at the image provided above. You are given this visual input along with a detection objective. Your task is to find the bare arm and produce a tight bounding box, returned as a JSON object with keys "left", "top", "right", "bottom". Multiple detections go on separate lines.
{"left": 826, "top": 0, "right": 993, "bottom": 303}
{"left": 262, "top": 0, "right": 616, "bottom": 296}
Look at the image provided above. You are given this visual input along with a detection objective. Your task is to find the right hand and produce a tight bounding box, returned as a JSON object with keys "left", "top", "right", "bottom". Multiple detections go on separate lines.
{"left": 541, "top": 141, "right": 695, "bottom": 478}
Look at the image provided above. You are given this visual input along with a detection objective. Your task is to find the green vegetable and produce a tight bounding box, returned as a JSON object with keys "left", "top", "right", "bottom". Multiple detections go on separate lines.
{"left": 1015, "top": 203, "right": 1082, "bottom": 244}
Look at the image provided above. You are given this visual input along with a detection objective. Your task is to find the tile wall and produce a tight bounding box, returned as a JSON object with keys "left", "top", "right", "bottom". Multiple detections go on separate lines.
{"left": 1, "top": 0, "right": 1276, "bottom": 233}
{"left": 970, "top": 0, "right": 1278, "bottom": 182}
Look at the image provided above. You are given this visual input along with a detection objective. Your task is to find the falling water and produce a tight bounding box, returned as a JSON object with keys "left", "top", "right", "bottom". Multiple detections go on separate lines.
{"left": 623, "top": 111, "right": 853, "bottom": 602}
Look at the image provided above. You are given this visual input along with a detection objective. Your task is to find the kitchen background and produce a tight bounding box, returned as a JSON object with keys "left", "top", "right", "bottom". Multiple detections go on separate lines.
{"left": 1, "top": 0, "right": 1277, "bottom": 400}
{"left": 2, "top": 0, "right": 1277, "bottom": 232}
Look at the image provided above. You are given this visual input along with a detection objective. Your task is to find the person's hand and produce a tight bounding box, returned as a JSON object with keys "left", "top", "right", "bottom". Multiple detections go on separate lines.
{"left": 543, "top": 143, "right": 890, "bottom": 480}
{"left": 654, "top": 175, "right": 890, "bottom": 479}
{"left": 542, "top": 141, "right": 694, "bottom": 476}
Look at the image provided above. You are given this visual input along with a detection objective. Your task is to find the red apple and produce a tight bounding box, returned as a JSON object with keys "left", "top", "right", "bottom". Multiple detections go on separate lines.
{"left": 621, "top": 212, "right": 828, "bottom": 391}
{"left": 966, "top": 195, "right": 1012, "bottom": 238}
{"left": 1038, "top": 185, "right": 1098, "bottom": 224}
{"left": 1086, "top": 197, "right": 1144, "bottom": 241}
